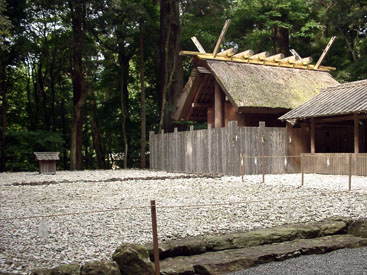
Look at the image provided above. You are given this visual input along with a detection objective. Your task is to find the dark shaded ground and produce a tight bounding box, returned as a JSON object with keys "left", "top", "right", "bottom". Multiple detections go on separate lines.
{"left": 227, "top": 247, "right": 367, "bottom": 275}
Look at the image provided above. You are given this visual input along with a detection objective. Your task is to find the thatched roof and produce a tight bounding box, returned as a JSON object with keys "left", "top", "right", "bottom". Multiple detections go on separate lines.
{"left": 34, "top": 152, "right": 60, "bottom": 161}
{"left": 173, "top": 59, "right": 339, "bottom": 121}
{"left": 207, "top": 60, "right": 339, "bottom": 110}
{"left": 279, "top": 79, "right": 367, "bottom": 120}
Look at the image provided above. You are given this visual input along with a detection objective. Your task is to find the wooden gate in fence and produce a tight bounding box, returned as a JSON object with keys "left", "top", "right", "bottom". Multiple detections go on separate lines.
{"left": 149, "top": 121, "right": 288, "bottom": 176}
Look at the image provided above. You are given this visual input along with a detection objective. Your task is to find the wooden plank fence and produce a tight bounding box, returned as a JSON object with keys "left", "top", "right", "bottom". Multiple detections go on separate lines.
{"left": 302, "top": 153, "right": 367, "bottom": 176}
{"left": 149, "top": 121, "right": 287, "bottom": 176}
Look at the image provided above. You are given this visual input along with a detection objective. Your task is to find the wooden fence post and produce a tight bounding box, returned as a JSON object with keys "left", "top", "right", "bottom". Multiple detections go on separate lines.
{"left": 259, "top": 121, "right": 265, "bottom": 183}
{"left": 161, "top": 130, "right": 164, "bottom": 170}
{"left": 229, "top": 121, "right": 240, "bottom": 176}
{"left": 208, "top": 123, "right": 212, "bottom": 174}
{"left": 240, "top": 154, "right": 244, "bottom": 182}
{"left": 301, "top": 154, "right": 304, "bottom": 187}
{"left": 150, "top": 200, "right": 160, "bottom": 275}
{"left": 174, "top": 128, "right": 178, "bottom": 172}
{"left": 349, "top": 154, "right": 352, "bottom": 191}
{"left": 149, "top": 131, "right": 154, "bottom": 169}
{"left": 190, "top": 126, "right": 194, "bottom": 173}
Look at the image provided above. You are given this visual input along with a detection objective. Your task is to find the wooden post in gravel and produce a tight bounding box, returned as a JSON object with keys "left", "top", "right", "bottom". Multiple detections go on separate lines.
{"left": 349, "top": 154, "right": 352, "bottom": 191}
{"left": 150, "top": 200, "right": 160, "bottom": 274}
{"left": 301, "top": 154, "right": 304, "bottom": 187}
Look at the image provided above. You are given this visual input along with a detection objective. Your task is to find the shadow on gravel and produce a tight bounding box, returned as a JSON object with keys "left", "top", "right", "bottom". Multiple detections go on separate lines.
{"left": 7, "top": 174, "right": 221, "bottom": 186}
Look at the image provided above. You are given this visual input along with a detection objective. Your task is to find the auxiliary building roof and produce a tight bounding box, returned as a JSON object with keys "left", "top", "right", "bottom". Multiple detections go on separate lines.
{"left": 279, "top": 79, "right": 367, "bottom": 120}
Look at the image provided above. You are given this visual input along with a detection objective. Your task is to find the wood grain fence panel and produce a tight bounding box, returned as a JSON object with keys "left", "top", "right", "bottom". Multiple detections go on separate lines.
{"left": 220, "top": 128, "right": 228, "bottom": 175}
{"left": 184, "top": 131, "right": 192, "bottom": 172}
{"left": 193, "top": 130, "right": 200, "bottom": 173}
{"left": 154, "top": 133, "right": 158, "bottom": 169}
{"left": 264, "top": 127, "right": 287, "bottom": 174}
{"left": 302, "top": 153, "right": 367, "bottom": 176}
{"left": 150, "top": 124, "right": 289, "bottom": 175}
{"left": 178, "top": 131, "right": 185, "bottom": 172}
{"left": 240, "top": 126, "right": 261, "bottom": 174}
{"left": 197, "top": 129, "right": 209, "bottom": 173}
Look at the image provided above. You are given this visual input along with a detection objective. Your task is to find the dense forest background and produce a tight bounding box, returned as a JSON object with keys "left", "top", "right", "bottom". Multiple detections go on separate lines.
{"left": 0, "top": 0, "right": 366, "bottom": 172}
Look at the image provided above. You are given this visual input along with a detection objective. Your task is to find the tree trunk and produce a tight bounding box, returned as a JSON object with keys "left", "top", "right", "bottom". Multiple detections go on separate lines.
{"left": 25, "top": 61, "right": 35, "bottom": 130}
{"left": 159, "top": 0, "right": 183, "bottom": 132}
{"left": 273, "top": 26, "right": 289, "bottom": 56}
{"left": 1, "top": 62, "right": 7, "bottom": 172}
{"left": 88, "top": 86, "right": 105, "bottom": 169}
{"left": 60, "top": 97, "right": 68, "bottom": 170}
{"left": 338, "top": 27, "right": 357, "bottom": 62}
{"left": 31, "top": 64, "right": 39, "bottom": 128}
{"left": 139, "top": 23, "right": 146, "bottom": 169}
{"left": 118, "top": 42, "right": 130, "bottom": 169}
{"left": 69, "top": 0, "right": 85, "bottom": 170}
{"left": 37, "top": 61, "right": 50, "bottom": 130}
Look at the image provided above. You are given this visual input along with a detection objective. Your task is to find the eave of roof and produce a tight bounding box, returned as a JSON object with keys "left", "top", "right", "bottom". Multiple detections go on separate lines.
{"left": 279, "top": 79, "right": 367, "bottom": 121}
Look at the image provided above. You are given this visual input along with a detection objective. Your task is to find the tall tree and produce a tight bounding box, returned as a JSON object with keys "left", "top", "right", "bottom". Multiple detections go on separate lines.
{"left": 0, "top": 0, "right": 26, "bottom": 172}
{"left": 69, "top": 0, "right": 86, "bottom": 170}
{"left": 159, "top": 0, "right": 183, "bottom": 132}
{"left": 230, "top": 0, "right": 311, "bottom": 55}
{"left": 139, "top": 21, "right": 146, "bottom": 168}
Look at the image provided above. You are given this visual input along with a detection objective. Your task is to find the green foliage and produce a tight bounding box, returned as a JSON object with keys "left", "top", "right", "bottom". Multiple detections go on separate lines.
{"left": 5, "top": 130, "right": 64, "bottom": 171}
{"left": 0, "top": 0, "right": 12, "bottom": 51}
{"left": 1, "top": 0, "right": 367, "bottom": 171}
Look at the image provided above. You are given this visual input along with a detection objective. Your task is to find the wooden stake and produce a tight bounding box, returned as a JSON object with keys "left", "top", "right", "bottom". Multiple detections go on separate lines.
{"left": 191, "top": 36, "right": 206, "bottom": 53}
{"left": 213, "top": 19, "right": 231, "bottom": 57}
{"left": 315, "top": 36, "right": 336, "bottom": 69}
{"left": 150, "top": 200, "right": 160, "bottom": 275}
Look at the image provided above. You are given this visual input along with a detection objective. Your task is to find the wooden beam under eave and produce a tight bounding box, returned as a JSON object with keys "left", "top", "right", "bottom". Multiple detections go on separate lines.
{"left": 354, "top": 113, "right": 359, "bottom": 153}
{"left": 214, "top": 82, "right": 224, "bottom": 128}
{"left": 311, "top": 117, "right": 315, "bottom": 154}
{"left": 185, "top": 75, "right": 210, "bottom": 120}
{"left": 192, "top": 103, "right": 211, "bottom": 108}
{"left": 313, "top": 113, "right": 367, "bottom": 124}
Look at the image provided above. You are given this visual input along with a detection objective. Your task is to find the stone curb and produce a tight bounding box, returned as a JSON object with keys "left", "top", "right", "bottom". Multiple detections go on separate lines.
{"left": 28, "top": 217, "right": 367, "bottom": 275}
{"left": 146, "top": 216, "right": 351, "bottom": 260}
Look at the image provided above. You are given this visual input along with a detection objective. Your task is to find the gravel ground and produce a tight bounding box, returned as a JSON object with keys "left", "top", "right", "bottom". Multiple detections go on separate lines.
{"left": 227, "top": 247, "right": 367, "bottom": 275}
{"left": 0, "top": 170, "right": 366, "bottom": 274}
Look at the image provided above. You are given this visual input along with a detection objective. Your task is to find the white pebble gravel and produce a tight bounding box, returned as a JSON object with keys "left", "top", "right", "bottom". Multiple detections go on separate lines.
{"left": 0, "top": 170, "right": 366, "bottom": 274}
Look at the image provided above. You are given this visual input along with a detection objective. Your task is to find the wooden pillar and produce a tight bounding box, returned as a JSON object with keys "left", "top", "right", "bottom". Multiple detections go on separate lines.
{"left": 214, "top": 82, "right": 223, "bottom": 128}
{"left": 310, "top": 117, "right": 315, "bottom": 154}
{"left": 354, "top": 113, "right": 359, "bottom": 154}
